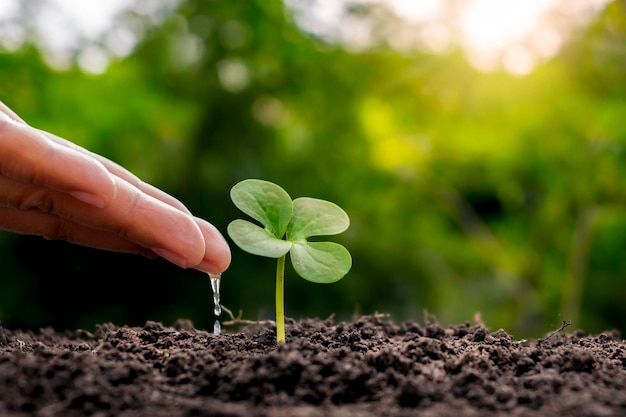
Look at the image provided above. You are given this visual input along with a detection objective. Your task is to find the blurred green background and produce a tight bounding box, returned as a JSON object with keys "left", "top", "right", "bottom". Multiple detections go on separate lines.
{"left": 1, "top": 0, "right": 625, "bottom": 338}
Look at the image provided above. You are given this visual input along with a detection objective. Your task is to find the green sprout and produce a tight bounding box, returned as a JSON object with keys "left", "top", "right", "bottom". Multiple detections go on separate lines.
{"left": 227, "top": 179, "right": 352, "bottom": 343}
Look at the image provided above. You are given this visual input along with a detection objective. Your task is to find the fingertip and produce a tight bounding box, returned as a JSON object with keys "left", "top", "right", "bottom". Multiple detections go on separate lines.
{"left": 152, "top": 247, "right": 196, "bottom": 269}
{"left": 193, "top": 218, "right": 232, "bottom": 274}
{"left": 152, "top": 214, "right": 207, "bottom": 269}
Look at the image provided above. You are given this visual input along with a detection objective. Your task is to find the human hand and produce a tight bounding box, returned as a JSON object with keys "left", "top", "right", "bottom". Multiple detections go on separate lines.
{"left": 0, "top": 101, "right": 231, "bottom": 275}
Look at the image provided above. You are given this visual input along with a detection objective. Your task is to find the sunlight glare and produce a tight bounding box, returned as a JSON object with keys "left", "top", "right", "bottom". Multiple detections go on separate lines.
{"left": 388, "top": 0, "right": 610, "bottom": 75}
{"left": 459, "top": 0, "right": 553, "bottom": 53}
{"left": 502, "top": 46, "right": 536, "bottom": 76}
{"left": 459, "top": 0, "right": 557, "bottom": 74}
{"left": 50, "top": 0, "right": 132, "bottom": 39}
{"left": 390, "top": 0, "right": 443, "bottom": 23}
{"left": 390, "top": 0, "right": 561, "bottom": 75}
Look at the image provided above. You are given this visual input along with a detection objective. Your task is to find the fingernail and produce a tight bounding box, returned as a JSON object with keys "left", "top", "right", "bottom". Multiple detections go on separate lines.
{"left": 195, "top": 259, "right": 223, "bottom": 275}
{"left": 70, "top": 191, "right": 106, "bottom": 208}
{"left": 152, "top": 248, "right": 189, "bottom": 269}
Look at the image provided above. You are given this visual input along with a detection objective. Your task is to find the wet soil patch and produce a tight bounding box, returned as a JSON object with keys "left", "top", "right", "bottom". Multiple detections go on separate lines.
{"left": 1, "top": 314, "right": 625, "bottom": 416}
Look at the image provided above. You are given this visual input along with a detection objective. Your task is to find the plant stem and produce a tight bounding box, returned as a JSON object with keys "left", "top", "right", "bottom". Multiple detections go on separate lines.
{"left": 275, "top": 255, "right": 286, "bottom": 343}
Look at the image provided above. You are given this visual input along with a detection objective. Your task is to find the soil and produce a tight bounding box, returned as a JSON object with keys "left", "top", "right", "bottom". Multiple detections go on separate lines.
{"left": 1, "top": 314, "right": 625, "bottom": 417}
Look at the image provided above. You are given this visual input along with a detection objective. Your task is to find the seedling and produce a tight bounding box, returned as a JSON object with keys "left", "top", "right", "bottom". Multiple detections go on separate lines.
{"left": 227, "top": 179, "right": 352, "bottom": 343}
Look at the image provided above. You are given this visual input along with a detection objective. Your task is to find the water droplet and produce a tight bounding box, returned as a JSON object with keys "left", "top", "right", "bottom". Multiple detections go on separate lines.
{"left": 209, "top": 273, "right": 221, "bottom": 317}
{"left": 213, "top": 320, "right": 221, "bottom": 336}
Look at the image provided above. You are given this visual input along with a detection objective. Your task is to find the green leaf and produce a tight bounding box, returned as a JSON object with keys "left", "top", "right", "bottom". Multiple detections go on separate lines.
{"left": 287, "top": 197, "right": 350, "bottom": 241}
{"left": 290, "top": 241, "right": 352, "bottom": 283}
{"left": 228, "top": 179, "right": 352, "bottom": 285}
{"left": 227, "top": 219, "right": 292, "bottom": 258}
{"left": 230, "top": 179, "right": 293, "bottom": 239}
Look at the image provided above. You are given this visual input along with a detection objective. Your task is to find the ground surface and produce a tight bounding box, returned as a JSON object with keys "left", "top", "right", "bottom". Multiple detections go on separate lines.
{"left": 1, "top": 314, "right": 625, "bottom": 417}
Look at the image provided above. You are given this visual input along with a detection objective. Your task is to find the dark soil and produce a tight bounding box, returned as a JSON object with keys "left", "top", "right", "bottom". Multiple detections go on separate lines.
{"left": 1, "top": 314, "right": 625, "bottom": 417}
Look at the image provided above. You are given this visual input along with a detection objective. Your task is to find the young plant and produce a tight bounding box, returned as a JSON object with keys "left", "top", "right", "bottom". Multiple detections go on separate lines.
{"left": 227, "top": 179, "right": 352, "bottom": 343}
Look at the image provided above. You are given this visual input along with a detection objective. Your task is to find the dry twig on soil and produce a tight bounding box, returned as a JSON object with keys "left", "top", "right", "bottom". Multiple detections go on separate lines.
{"left": 538, "top": 319, "right": 573, "bottom": 345}
{"left": 220, "top": 305, "right": 276, "bottom": 327}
